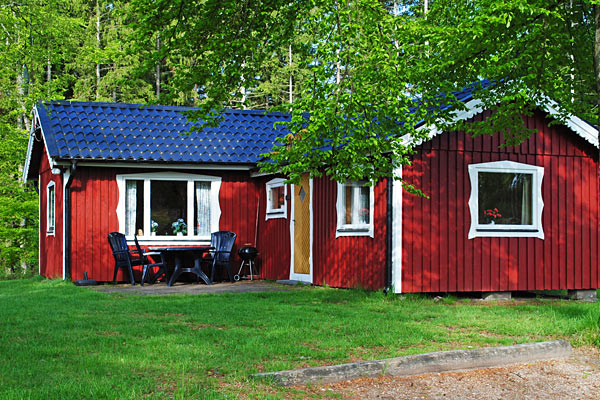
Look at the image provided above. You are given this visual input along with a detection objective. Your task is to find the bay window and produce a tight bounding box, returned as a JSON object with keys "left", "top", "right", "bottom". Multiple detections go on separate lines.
{"left": 468, "top": 160, "right": 544, "bottom": 239}
{"left": 117, "top": 172, "right": 221, "bottom": 241}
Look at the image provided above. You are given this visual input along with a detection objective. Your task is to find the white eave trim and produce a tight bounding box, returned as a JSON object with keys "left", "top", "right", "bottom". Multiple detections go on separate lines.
{"left": 23, "top": 107, "right": 55, "bottom": 181}
{"left": 53, "top": 161, "right": 253, "bottom": 171}
{"left": 402, "top": 97, "right": 598, "bottom": 149}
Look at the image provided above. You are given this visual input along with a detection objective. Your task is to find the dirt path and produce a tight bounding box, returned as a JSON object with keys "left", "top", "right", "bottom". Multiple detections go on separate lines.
{"left": 313, "top": 347, "right": 600, "bottom": 399}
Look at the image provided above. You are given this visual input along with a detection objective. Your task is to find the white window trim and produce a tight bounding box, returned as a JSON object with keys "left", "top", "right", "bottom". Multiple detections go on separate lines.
{"left": 336, "top": 181, "right": 374, "bottom": 238}
{"left": 116, "top": 171, "right": 221, "bottom": 244}
{"left": 265, "top": 178, "right": 287, "bottom": 220}
{"left": 46, "top": 181, "right": 55, "bottom": 236}
{"left": 468, "top": 160, "right": 544, "bottom": 239}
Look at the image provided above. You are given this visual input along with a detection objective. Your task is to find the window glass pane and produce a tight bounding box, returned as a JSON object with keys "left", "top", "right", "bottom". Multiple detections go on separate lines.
{"left": 151, "top": 181, "right": 187, "bottom": 236}
{"left": 271, "top": 185, "right": 285, "bottom": 210}
{"left": 478, "top": 172, "right": 533, "bottom": 225}
{"left": 358, "top": 186, "right": 370, "bottom": 224}
{"left": 344, "top": 185, "right": 354, "bottom": 224}
{"left": 194, "top": 182, "right": 211, "bottom": 236}
{"left": 48, "top": 185, "right": 55, "bottom": 230}
{"left": 125, "top": 180, "right": 144, "bottom": 235}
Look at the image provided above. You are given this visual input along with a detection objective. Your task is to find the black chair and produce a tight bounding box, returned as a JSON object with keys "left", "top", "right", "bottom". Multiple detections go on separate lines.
{"left": 207, "top": 231, "right": 237, "bottom": 283}
{"left": 107, "top": 232, "right": 165, "bottom": 286}
{"left": 133, "top": 235, "right": 166, "bottom": 286}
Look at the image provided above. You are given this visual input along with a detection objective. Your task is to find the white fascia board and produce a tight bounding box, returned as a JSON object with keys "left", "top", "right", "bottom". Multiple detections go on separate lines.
{"left": 401, "top": 97, "right": 598, "bottom": 149}
{"left": 23, "top": 107, "right": 56, "bottom": 181}
{"left": 66, "top": 161, "right": 253, "bottom": 171}
{"left": 542, "top": 99, "right": 598, "bottom": 148}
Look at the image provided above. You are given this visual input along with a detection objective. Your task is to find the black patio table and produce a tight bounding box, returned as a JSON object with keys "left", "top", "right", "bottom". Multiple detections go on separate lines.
{"left": 148, "top": 246, "right": 214, "bottom": 286}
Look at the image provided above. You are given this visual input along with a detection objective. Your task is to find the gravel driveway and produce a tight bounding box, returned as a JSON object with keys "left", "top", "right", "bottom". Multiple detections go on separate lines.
{"left": 312, "top": 347, "right": 600, "bottom": 399}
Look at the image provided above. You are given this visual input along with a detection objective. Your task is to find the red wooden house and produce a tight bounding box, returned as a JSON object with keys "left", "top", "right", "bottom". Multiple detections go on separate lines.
{"left": 23, "top": 96, "right": 600, "bottom": 294}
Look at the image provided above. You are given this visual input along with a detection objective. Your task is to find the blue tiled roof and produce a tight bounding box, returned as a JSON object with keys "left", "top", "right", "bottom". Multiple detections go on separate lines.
{"left": 37, "top": 101, "right": 290, "bottom": 164}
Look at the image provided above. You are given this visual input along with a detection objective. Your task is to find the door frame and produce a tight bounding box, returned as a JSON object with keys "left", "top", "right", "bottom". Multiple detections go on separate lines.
{"left": 289, "top": 177, "right": 313, "bottom": 283}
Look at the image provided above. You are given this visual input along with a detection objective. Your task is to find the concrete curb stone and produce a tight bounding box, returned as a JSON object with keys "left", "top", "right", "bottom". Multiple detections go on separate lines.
{"left": 251, "top": 340, "right": 572, "bottom": 386}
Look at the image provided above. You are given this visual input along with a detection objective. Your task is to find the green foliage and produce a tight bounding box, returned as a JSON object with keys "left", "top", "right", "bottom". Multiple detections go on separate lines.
{"left": 129, "top": 0, "right": 598, "bottom": 185}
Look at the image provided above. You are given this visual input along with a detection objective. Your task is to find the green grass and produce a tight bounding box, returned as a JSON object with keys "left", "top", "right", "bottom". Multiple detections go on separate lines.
{"left": 1, "top": 278, "right": 600, "bottom": 399}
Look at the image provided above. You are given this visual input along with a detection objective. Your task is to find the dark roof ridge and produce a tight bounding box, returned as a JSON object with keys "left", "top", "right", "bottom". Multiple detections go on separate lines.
{"left": 39, "top": 100, "right": 290, "bottom": 117}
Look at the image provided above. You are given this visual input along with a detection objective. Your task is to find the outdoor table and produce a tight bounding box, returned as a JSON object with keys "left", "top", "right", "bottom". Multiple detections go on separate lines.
{"left": 148, "top": 246, "right": 214, "bottom": 286}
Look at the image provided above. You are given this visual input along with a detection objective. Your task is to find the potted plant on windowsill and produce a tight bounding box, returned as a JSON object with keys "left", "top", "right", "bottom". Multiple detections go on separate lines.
{"left": 483, "top": 208, "right": 501, "bottom": 224}
{"left": 151, "top": 220, "right": 158, "bottom": 236}
{"left": 172, "top": 218, "right": 187, "bottom": 236}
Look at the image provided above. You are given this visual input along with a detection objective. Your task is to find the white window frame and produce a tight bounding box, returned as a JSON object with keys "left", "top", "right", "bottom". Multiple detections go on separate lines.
{"left": 265, "top": 178, "right": 287, "bottom": 220}
{"left": 468, "top": 160, "right": 544, "bottom": 239}
{"left": 46, "top": 181, "right": 55, "bottom": 236}
{"left": 116, "top": 171, "right": 221, "bottom": 244}
{"left": 336, "top": 181, "right": 374, "bottom": 238}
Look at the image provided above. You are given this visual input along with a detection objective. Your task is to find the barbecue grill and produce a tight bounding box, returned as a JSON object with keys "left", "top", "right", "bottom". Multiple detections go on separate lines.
{"left": 235, "top": 246, "right": 258, "bottom": 281}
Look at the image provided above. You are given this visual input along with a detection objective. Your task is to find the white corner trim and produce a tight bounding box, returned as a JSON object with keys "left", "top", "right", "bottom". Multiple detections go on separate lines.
{"left": 62, "top": 169, "right": 70, "bottom": 280}
{"left": 391, "top": 168, "right": 403, "bottom": 294}
{"left": 335, "top": 182, "right": 375, "bottom": 238}
{"left": 467, "top": 160, "right": 544, "bottom": 239}
{"left": 115, "top": 171, "right": 222, "bottom": 241}
{"left": 265, "top": 178, "right": 288, "bottom": 220}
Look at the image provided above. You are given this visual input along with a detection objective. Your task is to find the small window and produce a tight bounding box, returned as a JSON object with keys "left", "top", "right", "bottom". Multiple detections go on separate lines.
{"left": 468, "top": 160, "right": 544, "bottom": 239}
{"left": 336, "top": 181, "right": 374, "bottom": 237}
{"left": 266, "top": 178, "right": 287, "bottom": 220}
{"left": 47, "top": 181, "right": 55, "bottom": 235}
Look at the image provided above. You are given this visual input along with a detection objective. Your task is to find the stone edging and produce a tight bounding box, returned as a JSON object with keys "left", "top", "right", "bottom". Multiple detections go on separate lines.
{"left": 251, "top": 340, "right": 572, "bottom": 386}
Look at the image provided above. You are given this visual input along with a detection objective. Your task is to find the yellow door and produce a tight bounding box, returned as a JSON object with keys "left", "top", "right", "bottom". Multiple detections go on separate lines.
{"left": 292, "top": 174, "right": 311, "bottom": 278}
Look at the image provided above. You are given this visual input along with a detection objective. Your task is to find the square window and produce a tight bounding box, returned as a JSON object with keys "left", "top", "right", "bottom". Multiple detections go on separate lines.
{"left": 336, "top": 181, "right": 374, "bottom": 237}
{"left": 468, "top": 161, "right": 544, "bottom": 239}
{"left": 266, "top": 178, "right": 287, "bottom": 220}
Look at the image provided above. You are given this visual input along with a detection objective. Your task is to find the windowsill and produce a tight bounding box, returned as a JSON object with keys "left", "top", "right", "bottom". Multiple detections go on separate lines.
{"left": 336, "top": 226, "right": 374, "bottom": 238}
{"left": 266, "top": 210, "right": 286, "bottom": 220}
{"left": 476, "top": 228, "right": 539, "bottom": 233}
{"left": 337, "top": 227, "right": 369, "bottom": 232}
{"left": 469, "top": 229, "right": 544, "bottom": 239}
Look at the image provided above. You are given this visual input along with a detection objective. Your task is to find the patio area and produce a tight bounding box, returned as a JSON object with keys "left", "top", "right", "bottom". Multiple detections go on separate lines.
{"left": 87, "top": 279, "right": 298, "bottom": 296}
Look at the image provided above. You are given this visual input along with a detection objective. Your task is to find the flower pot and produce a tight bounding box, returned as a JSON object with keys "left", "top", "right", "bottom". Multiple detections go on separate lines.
{"left": 177, "top": 232, "right": 183, "bottom": 236}
{"left": 151, "top": 232, "right": 156, "bottom": 236}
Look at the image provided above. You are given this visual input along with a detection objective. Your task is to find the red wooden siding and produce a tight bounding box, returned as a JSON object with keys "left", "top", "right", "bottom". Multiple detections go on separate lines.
{"left": 402, "top": 110, "right": 599, "bottom": 293}
{"left": 256, "top": 177, "right": 291, "bottom": 281}
{"left": 64, "top": 168, "right": 261, "bottom": 282}
{"left": 38, "top": 148, "right": 63, "bottom": 279}
{"left": 312, "top": 177, "right": 387, "bottom": 289}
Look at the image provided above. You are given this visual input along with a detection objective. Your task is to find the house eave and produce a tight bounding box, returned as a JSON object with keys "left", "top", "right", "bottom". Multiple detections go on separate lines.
{"left": 51, "top": 159, "right": 255, "bottom": 171}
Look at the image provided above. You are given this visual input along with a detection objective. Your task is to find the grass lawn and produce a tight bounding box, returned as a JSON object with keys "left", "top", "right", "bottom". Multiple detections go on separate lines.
{"left": 1, "top": 278, "right": 599, "bottom": 399}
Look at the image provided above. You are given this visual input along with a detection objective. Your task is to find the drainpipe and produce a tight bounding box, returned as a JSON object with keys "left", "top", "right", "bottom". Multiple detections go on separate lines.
{"left": 64, "top": 160, "right": 77, "bottom": 280}
{"left": 384, "top": 176, "right": 393, "bottom": 295}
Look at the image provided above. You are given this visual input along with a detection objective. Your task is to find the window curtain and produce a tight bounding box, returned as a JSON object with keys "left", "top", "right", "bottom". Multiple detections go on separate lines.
{"left": 195, "top": 182, "right": 211, "bottom": 236}
{"left": 521, "top": 175, "right": 532, "bottom": 225}
{"left": 125, "top": 180, "right": 137, "bottom": 235}
{"left": 359, "top": 186, "right": 369, "bottom": 224}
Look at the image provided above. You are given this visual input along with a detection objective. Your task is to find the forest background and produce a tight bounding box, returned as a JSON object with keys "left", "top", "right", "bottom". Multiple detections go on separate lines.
{"left": 1, "top": 0, "right": 596, "bottom": 278}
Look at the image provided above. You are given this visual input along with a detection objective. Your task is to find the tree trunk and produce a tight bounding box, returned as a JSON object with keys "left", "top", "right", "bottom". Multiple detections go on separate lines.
{"left": 156, "top": 34, "right": 161, "bottom": 100}
{"left": 96, "top": 0, "right": 101, "bottom": 100}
